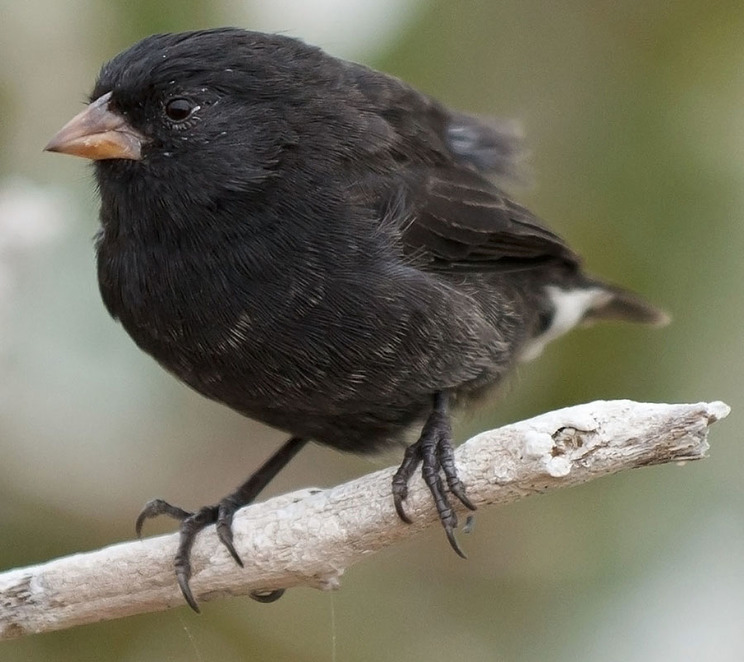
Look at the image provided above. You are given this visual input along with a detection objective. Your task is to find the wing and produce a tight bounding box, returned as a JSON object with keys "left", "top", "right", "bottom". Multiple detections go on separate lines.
{"left": 342, "top": 60, "right": 526, "bottom": 182}
{"left": 338, "top": 61, "right": 577, "bottom": 271}
{"left": 397, "top": 167, "right": 580, "bottom": 273}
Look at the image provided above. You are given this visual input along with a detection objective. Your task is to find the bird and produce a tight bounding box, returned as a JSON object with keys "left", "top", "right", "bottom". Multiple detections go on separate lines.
{"left": 45, "top": 27, "right": 668, "bottom": 611}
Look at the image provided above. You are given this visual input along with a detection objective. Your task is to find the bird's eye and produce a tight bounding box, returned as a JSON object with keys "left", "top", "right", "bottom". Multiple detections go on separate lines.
{"left": 164, "top": 98, "right": 196, "bottom": 122}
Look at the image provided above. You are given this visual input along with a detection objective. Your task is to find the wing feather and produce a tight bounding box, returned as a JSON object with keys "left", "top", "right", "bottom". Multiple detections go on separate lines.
{"left": 399, "top": 168, "right": 579, "bottom": 272}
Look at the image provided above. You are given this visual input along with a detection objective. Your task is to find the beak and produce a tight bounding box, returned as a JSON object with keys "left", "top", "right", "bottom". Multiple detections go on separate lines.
{"left": 44, "top": 91, "right": 145, "bottom": 161}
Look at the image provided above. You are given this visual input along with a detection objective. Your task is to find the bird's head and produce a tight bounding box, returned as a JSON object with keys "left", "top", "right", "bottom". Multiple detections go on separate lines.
{"left": 44, "top": 28, "right": 361, "bottom": 201}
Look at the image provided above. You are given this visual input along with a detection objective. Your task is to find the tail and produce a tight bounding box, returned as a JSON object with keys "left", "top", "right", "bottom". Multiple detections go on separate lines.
{"left": 519, "top": 279, "right": 669, "bottom": 362}
{"left": 581, "top": 282, "right": 670, "bottom": 327}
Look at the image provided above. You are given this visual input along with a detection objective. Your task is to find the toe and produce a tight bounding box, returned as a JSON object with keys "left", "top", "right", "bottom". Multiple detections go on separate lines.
{"left": 176, "top": 564, "right": 201, "bottom": 613}
{"left": 216, "top": 503, "right": 244, "bottom": 567}
{"left": 392, "top": 487, "right": 413, "bottom": 524}
{"left": 135, "top": 498, "right": 193, "bottom": 537}
{"left": 444, "top": 525, "right": 468, "bottom": 559}
{"left": 250, "top": 589, "right": 285, "bottom": 603}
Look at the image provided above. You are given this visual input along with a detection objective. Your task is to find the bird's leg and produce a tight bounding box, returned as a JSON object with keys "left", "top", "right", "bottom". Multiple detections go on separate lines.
{"left": 135, "top": 435, "right": 308, "bottom": 612}
{"left": 391, "top": 392, "right": 476, "bottom": 557}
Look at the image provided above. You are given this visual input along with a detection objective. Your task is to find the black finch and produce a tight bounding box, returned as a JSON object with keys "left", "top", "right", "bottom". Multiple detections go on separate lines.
{"left": 46, "top": 28, "right": 667, "bottom": 611}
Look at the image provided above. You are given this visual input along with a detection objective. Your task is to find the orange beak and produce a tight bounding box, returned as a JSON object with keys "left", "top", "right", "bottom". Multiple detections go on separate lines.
{"left": 44, "top": 92, "right": 145, "bottom": 161}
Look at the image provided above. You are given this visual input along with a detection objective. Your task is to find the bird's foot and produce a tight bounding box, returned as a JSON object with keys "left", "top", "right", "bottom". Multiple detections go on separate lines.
{"left": 134, "top": 437, "right": 308, "bottom": 611}
{"left": 391, "top": 393, "right": 476, "bottom": 557}
{"left": 135, "top": 497, "right": 285, "bottom": 611}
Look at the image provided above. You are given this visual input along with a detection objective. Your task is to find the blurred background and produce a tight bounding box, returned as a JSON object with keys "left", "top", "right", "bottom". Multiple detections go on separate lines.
{"left": 1, "top": 0, "right": 742, "bottom": 660}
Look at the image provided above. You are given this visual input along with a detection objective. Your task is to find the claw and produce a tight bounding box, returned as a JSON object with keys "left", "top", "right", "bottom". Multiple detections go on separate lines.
{"left": 444, "top": 525, "right": 468, "bottom": 559}
{"left": 391, "top": 442, "right": 422, "bottom": 523}
{"left": 171, "top": 507, "right": 219, "bottom": 611}
{"left": 392, "top": 491, "right": 413, "bottom": 524}
{"left": 135, "top": 498, "right": 192, "bottom": 537}
{"left": 216, "top": 504, "right": 244, "bottom": 567}
{"left": 392, "top": 392, "right": 474, "bottom": 557}
{"left": 177, "top": 566, "right": 200, "bottom": 613}
{"left": 452, "top": 487, "right": 477, "bottom": 512}
{"left": 134, "top": 511, "right": 147, "bottom": 539}
{"left": 250, "top": 589, "right": 285, "bottom": 603}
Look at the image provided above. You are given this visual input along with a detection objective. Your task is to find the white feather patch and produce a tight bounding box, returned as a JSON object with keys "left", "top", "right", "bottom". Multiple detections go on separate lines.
{"left": 519, "top": 285, "right": 610, "bottom": 362}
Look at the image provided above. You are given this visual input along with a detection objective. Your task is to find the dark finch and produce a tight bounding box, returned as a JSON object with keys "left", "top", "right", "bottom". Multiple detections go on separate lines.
{"left": 46, "top": 28, "right": 667, "bottom": 611}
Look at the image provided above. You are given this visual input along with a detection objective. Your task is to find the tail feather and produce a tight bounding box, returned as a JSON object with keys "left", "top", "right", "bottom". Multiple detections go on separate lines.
{"left": 519, "top": 280, "right": 668, "bottom": 362}
{"left": 582, "top": 283, "right": 670, "bottom": 327}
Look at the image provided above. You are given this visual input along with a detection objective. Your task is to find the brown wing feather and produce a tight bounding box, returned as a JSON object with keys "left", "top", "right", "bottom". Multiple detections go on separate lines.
{"left": 400, "top": 168, "right": 580, "bottom": 272}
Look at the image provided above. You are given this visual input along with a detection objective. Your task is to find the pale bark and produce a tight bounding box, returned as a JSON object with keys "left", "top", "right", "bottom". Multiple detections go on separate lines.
{"left": 0, "top": 399, "right": 729, "bottom": 640}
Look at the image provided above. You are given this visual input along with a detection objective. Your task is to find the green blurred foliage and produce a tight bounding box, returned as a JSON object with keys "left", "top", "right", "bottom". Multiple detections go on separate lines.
{"left": 1, "top": 0, "right": 742, "bottom": 660}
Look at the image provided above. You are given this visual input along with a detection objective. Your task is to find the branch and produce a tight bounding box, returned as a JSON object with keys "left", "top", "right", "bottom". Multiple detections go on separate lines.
{"left": 0, "top": 399, "right": 729, "bottom": 640}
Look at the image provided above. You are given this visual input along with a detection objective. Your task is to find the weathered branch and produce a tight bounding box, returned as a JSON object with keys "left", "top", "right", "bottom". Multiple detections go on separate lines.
{"left": 0, "top": 399, "right": 729, "bottom": 640}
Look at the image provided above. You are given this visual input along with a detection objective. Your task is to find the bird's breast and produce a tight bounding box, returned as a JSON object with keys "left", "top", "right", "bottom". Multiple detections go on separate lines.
{"left": 94, "top": 221, "right": 523, "bottom": 445}
{"left": 96, "top": 235, "right": 270, "bottom": 381}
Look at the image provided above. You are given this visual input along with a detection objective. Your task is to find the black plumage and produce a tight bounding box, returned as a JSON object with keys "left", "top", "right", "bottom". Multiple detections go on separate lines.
{"left": 46, "top": 28, "right": 667, "bottom": 610}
